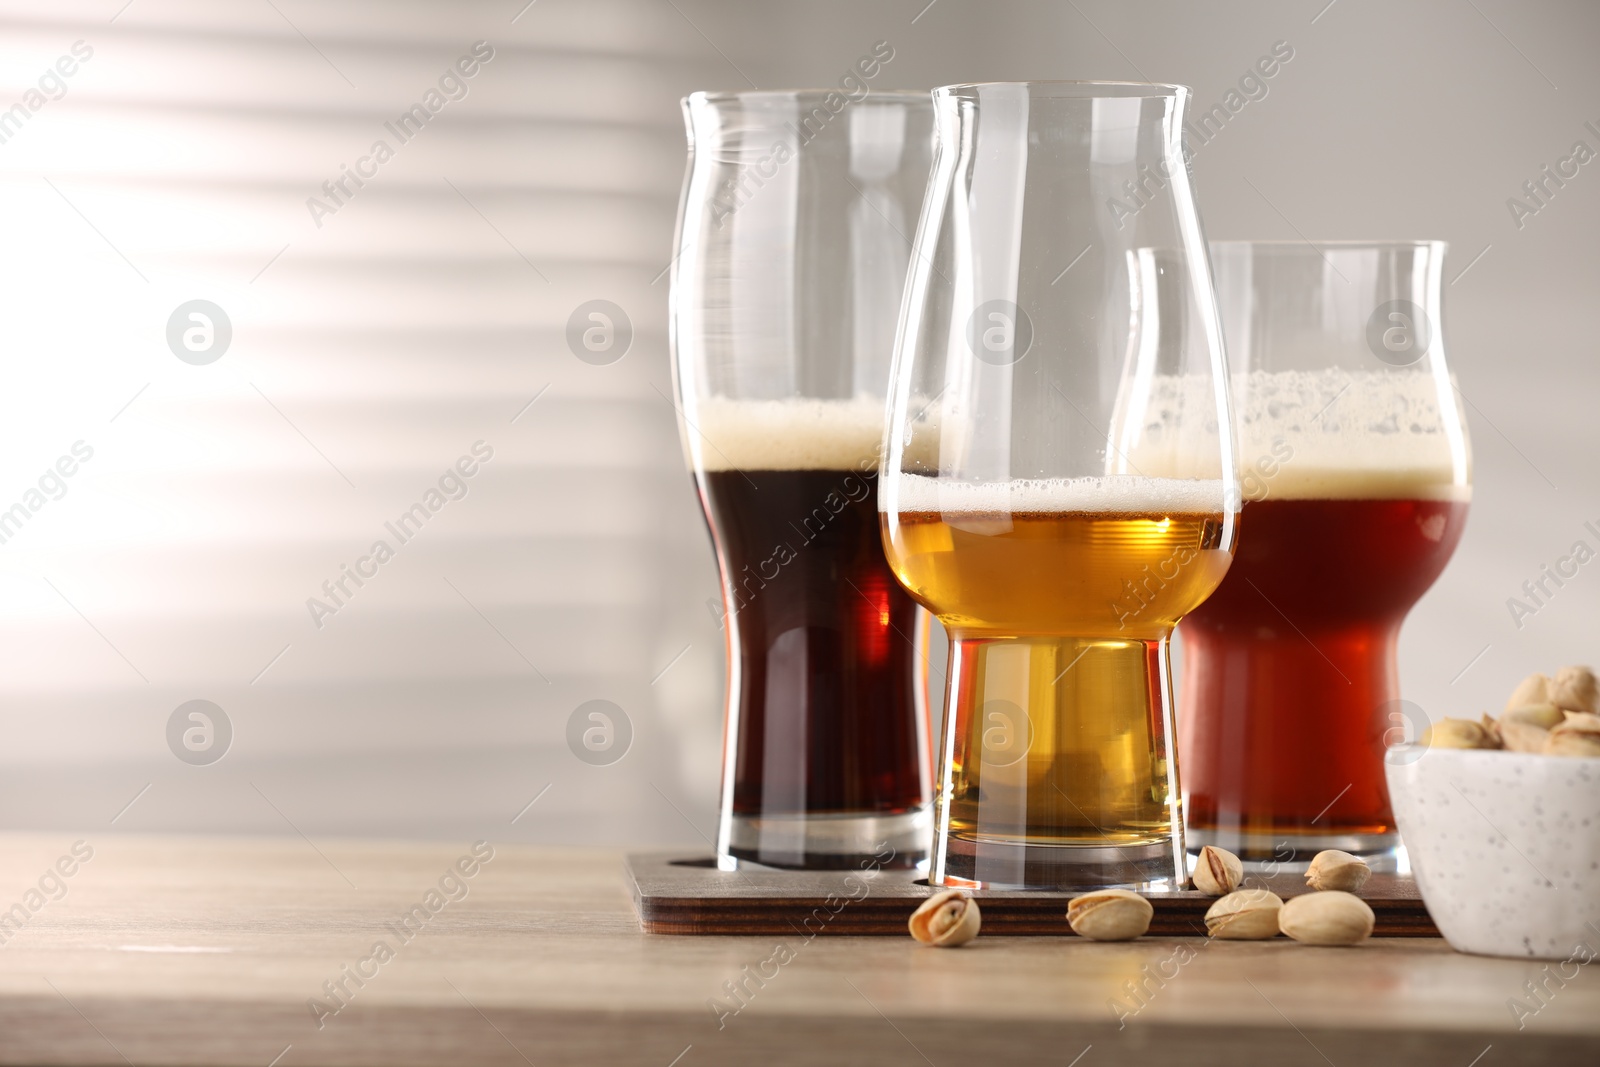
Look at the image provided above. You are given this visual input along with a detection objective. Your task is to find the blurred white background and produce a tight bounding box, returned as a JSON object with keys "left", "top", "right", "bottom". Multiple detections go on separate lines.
{"left": 0, "top": 0, "right": 1594, "bottom": 846}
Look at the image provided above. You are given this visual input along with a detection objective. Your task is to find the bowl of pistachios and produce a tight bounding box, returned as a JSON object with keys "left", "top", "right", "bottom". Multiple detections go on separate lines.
{"left": 1386, "top": 666, "right": 1600, "bottom": 960}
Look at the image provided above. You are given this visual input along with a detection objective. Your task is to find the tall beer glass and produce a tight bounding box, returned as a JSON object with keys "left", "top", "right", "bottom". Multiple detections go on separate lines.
{"left": 672, "top": 90, "right": 935, "bottom": 870}
{"left": 1179, "top": 241, "right": 1471, "bottom": 868}
{"left": 881, "top": 82, "right": 1238, "bottom": 890}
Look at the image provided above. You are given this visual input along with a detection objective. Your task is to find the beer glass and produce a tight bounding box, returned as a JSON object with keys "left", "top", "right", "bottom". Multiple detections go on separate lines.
{"left": 1179, "top": 241, "right": 1471, "bottom": 868}
{"left": 880, "top": 82, "right": 1238, "bottom": 890}
{"left": 671, "top": 90, "right": 935, "bottom": 870}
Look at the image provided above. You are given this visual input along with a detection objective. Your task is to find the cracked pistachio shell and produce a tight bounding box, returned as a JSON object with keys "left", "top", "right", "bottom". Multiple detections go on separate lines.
{"left": 1192, "top": 845, "right": 1243, "bottom": 896}
{"left": 1498, "top": 704, "right": 1562, "bottom": 754}
{"left": 1545, "top": 712, "right": 1600, "bottom": 759}
{"left": 1422, "top": 717, "right": 1496, "bottom": 749}
{"left": 1502, "top": 703, "right": 1568, "bottom": 729}
{"left": 1497, "top": 703, "right": 1561, "bottom": 729}
{"left": 908, "top": 890, "right": 981, "bottom": 947}
{"left": 1279, "top": 891, "right": 1374, "bottom": 946}
{"left": 1304, "top": 850, "right": 1371, "bottom": 893}
{"left": 1067, "top": 889, "right": 1152, "bottom": 941}
{"left": 1204, "top": 889, "right": 1283, "bottom": 940}
{"left": 1504, "top": 672, "right": 1552, "bottom": 712}
{"left": 1480, "top": 713, "right": 1504, "bottom": 747}
{"left": 1549, "top": 666, "right": 1599, "bottom": 715}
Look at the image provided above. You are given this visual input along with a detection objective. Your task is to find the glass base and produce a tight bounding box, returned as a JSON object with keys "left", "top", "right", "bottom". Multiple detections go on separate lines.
{"left": 1186, "top": 827, "right": 1402, "bottom": 874}
{"left": 718, "top": 807, "right": 931, "bottom": 871}
{"left": 928, "top": 633, "right": 1189, "bottom": 892}
{"left": 934, "top": 835, "right": 1185, "bottom": 892}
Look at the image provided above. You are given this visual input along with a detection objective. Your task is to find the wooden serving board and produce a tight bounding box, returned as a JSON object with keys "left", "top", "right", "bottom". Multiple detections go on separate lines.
{"left": 625, "top": 853, "right": 1439, "bottom": 937}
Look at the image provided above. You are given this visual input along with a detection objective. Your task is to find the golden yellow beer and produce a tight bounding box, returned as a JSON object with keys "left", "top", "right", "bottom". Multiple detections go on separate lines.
{"left": 886, "top": 510, "right": 1232, "bottom": 638}
{"left": 882, "top": 500, "right": 1235, "bottom": 883}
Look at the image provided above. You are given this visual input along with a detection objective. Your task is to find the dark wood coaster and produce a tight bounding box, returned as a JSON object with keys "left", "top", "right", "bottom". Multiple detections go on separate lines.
{"left": 624, "top": 852, "right": 1439, "bottom": 937}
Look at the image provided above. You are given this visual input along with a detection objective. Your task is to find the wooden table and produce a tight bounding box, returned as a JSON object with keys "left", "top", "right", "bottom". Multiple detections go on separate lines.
{"left": 0, "top": 834, "right": 1594, "bottom": 1066}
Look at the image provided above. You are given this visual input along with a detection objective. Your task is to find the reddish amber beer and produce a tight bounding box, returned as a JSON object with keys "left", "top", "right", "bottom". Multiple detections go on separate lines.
{"left": 1180, "top": 492, "right": 1468, "bottom": 855}
{"left": 1183, "top": 238, "right": 1472, "bottom": 866}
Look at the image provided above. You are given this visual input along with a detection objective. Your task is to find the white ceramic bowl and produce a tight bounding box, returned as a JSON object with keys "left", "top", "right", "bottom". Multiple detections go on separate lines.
{"left": 1387, "top": 747, "right": 1600, "bottom": 959}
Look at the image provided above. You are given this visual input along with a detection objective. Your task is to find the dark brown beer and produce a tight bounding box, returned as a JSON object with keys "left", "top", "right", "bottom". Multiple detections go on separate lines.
{"left": 699, "top": 466, "right": 927, "bottom": 867}
{"left": 1179, "top": 495, "right": 1469, "bottom": 857}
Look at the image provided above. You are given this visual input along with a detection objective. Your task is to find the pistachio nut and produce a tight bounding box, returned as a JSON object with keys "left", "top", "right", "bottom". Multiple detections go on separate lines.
{"left": 1479, "top": 712, "right": 1503, "bottom": 747}
{"left": 1545, "top": 712, "right": 1600, "bottom": 759}
{"left": 1192, "top": 845, "right": 1243, "bottom": 896}
{"left": 1500, "top": 721, "right": 1551, "bottom": 754}
{"left": 1278, "top": 891, "right": 1375, "bottom": 946}
{"left": 1504, "top": 672, "right": 1552, "bottom": 712}
{"left": 1204, "top": 889, "right": 1283, "bottom": 940}
{"left": 1067, "top": 888, "right": 1152, "bottom": 942}
{"left": 1502, "top": 703, "right": 1567, "bottom": 729}
{"left": 1496, "top": 703, "right": 1561, "bottom": 753}
{"left": 1304, "top": 850, "right": 1371, "bottom": 893}
{"left": 1422, "top": 717, "right": 1496, "bottom": 749}
{"left": 1549, "top": 666, "right": 1599, "bottom": 715}
{"left": 908, "top": 890, "right": 981, "bottom": 947}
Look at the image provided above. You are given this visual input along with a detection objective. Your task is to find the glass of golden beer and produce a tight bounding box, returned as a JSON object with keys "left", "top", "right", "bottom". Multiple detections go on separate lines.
{"left": 880, "top": 83, "right": 1239, "bottom": 890}
{"left": 672, "top": 90, "right": 936, "bottom": 871}
{"left": 1179, "top": 241, "right": 1471, "bottom": 869}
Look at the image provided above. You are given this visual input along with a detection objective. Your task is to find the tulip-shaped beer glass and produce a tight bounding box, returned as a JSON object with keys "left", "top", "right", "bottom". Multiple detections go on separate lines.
{"left": 881, "top": 83, "right": 1239, "bottom": 889}
{"left": 1179, "top": 241, "right": 1471, "bottom": 869}
{"left": 672, "top": 90, "right": 936, "bottom": 870}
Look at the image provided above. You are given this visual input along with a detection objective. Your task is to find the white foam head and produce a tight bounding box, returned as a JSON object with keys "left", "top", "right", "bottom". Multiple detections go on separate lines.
{"left": 1117, "top": 369, "right": 1472, "bottom": 502}
{"left": 886, "top": 473, "right": 1228, "bottom": 515}
{"left": 690, "top": 371, "right": 1470, "bottom": 505}
{"left": 1230, "top": 369, "right": 1472, "bottom": 501}
{"left": 690, "top": 396, "right": 884, "bottom": 472}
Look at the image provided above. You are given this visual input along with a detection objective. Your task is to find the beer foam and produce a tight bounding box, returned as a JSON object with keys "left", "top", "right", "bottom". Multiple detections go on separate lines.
{"left": 886, "top": 473, "right": 1229, "bottom": 515}
{"left": 690, "top": 396, "right": 885, "bottom": 472}
{"left": 1229, "top": 369, "right": 1472, "bottom": 501}
{"left": 1121, "top": 369, "right": 1472, "bottom": 502}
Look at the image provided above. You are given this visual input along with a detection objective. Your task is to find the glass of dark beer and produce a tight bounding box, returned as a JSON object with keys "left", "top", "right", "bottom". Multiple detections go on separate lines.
{"left": 1179, "top": 240, "right": 1472, "bottom": 869}
{"left": 671, "top": 90, "right": 935, "bottom": 870}
{"left": 880, "top": 83, "right": 1239, "bottom": 890}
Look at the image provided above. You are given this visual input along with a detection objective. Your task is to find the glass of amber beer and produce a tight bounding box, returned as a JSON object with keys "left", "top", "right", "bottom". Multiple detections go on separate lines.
{"left": 671, "top": 90, "right": 935, "bottom": 870}
{"left": 1179, "top": 240, "right": 1471, "bottom": 868}
{"left": 880, "top": 83, "right": 1239, "bottom": 889}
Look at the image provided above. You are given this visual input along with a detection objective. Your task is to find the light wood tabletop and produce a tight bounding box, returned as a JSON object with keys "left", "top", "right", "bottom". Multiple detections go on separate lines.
{"left": 0, "top": 833, "right": 1595, "bottom": 1066}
